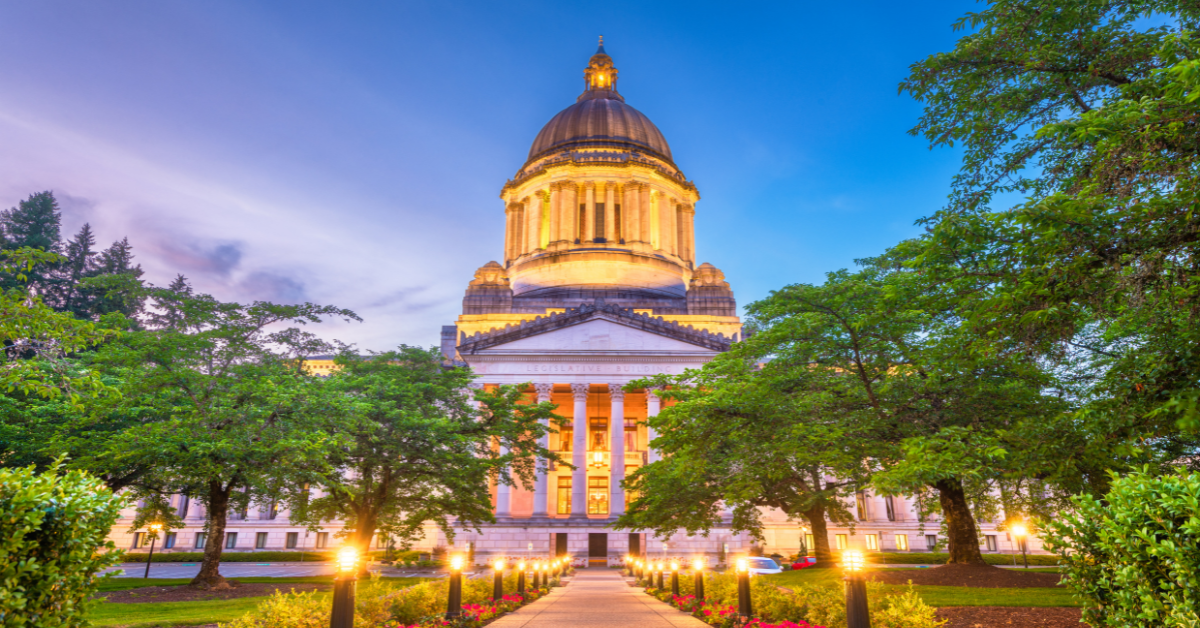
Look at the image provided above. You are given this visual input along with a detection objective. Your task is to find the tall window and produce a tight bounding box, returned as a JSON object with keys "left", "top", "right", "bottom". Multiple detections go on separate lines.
{"left": 624, "top": 420, "right": 638, "bottom": 451}
{"left": 594, "top": 203, "right": 606, "bottom": 242}
{"left": 835, "top": 534, "right": 848, "bottom": 550}
{"left": 224, "top": 533, "right": 238, "bottom": 549}
{"left": 578, "top": 204, "right": 586, "bottom": 241}
{"left": 255, "top": 532, "right": 268, "bottom": 549}
{"left": 132, "top": 532, "right": 143, "bottom": 549}
{"left": 985, "top": 535, "right": 997, "bottom": 551}
{"left": 286, "top": 532, "right": 298, "bottom": 549}
{"left": 855, "top": 492, "right": 868, "bottom": 521}
{"left": 560, "top": 422, "right": 573, "bottom": 452}
{"left": 316, "top": 532, "right": 328, "bottom": 549}
{"left": 557, "top": 477, "right": 572, "bottom": 514}
{"left": 926, "top": 535, "right": 938, "bottom": 551}
{"left": 885, "top": 496, "right": 896, "bottom": 522}
{"left": 176, "top": 495, "right": 189, "bottom": 519}
{"left": 805, "top": 534, "right": 815, "bottom": 553}
{"left": 587, "top": 476, "right": 609, "bottom": 515}
{"left": 589, "top": 418, "right": 608, "bottom": 451}
{"left": 896, "top": 534, "right": 909, "bottom": 551}
{"left": 194, "top": 533, "right": 207, "bottom": 549}
{"left": 865, "top": 534, "right": 879, "bottom": 550}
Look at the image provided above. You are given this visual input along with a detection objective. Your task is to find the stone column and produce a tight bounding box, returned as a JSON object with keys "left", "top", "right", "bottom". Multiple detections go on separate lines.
{"left": 503, "top": 204, "right": 513, "bottom": 262}
{"left": 682, "top": 205, "right": 696, "bottom": 264}
{"left": 604, "top": 183, "right": 617, "bottom": 243}
{"left": 525, "top": 196, "right": 540, "bottom": 253}
{"left": 548, "top": 184, "right": 562, "bottom": 246}
{"left": 608, "top": 384, "right": 626, "bottom": 516}
{"left": 583, "top": 184, "right": 596, "bottom": 243}
{"left": 625, "top": 184, "right": 640, "bottom": 245}
{"left": 570, "top": 383, "right": 589, "bottom": 517}
{"left": 660, "top": 197, "right": 677, "bottom": 256}
{"left": 533, "top": 383, "right": 553, "bottom": 518}
{"left": 646, "top": 389, "right": 661, "bottom": 463}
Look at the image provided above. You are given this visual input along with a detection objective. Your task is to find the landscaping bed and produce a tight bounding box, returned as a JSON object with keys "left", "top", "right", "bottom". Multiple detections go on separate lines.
{"left": 97, "top": 581, "right": 330, "bottom": 603}
{"left": 869, "top": 564, "right": 1063, "bottom": 588}
{"left": 936, "top": 606, "right": 1087, "bottom": 628}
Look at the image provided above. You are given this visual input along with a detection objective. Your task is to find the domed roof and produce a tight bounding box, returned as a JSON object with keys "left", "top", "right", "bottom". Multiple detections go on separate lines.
{"left": 526, "top": 39, "right": 673, "bottom": 164}
{"left": 527, "top": 98, "right": 672, "bottom": 163}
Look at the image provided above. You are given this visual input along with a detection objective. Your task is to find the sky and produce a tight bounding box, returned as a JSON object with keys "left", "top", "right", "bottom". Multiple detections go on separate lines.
{"left": 0, "top": 0, "right": 976, "bottom": 350}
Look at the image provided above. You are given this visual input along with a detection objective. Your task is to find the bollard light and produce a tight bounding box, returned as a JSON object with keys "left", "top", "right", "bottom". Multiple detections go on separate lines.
{"left": 842, "top": 550, "right": 870, "bottom": 628}
{"left": 517, "top": 560, "right": 527, "bottom": 595}
{"left": 143, "top": 523, "right": 162, "bottom": 579}
{"left": 670, "top": 561, "right": 680, "bottom": 596}
{"left": 493, "top": 558, "right": 505, "bottom": 602}
{"left": 736, "top": 557, "right": 752, "bottom": 619}
{"left": 1012, "top": 523, "right": 1030, "bottom": 569}
{"left": 693, "top": 558, "right": 705, "bottom": 602}
{"left": 330, "top": 546, "right": 359, "bottom": 628}
{"left": 446, "top": 554, "right": 464, "bottom": 619}
{"left": 655, "top": 561, "right": 664, "bottom": 590}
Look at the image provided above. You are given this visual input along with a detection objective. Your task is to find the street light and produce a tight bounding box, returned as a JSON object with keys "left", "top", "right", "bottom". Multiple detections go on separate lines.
{"left": 517, "top": 560, "right": 526, "bottom": 595}
{"left": 799, "top": 524, "right": 810, "bottom": 560}
{"left": 842, "top": 550, "right": 870, "bottom": 628}
{"left": 493, "top": 559, "right": 505, "bottom": 602}
{"left": 735, "top": 558, "right": 752, "bottom": 620}
{"left": 446, "top": 555, "right": 465, "bottom": 619}
{"left": 692, "top": 558, "right": 705, "bottom": 602}
{"left": 1012, "top": 523, "right": 1029, "bottom": 569}
{"left": 142, "top": 523, "right": 162, "bottom": 579}
{"left": 670, "top": 561, "right": 680, "bottom": 596}
{"left": 655, "top": 561, "right": 664, "bottom": 590}
{"left": 330, "top": 547, "right": 359, "bottom": 628}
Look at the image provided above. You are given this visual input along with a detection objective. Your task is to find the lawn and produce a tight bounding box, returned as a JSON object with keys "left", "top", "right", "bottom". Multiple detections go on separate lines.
{"left": 763, "top": 568, "right": 1082, "bottom": 608}
{"left": 88, "top": 576, "right": 428, "bottom": 627}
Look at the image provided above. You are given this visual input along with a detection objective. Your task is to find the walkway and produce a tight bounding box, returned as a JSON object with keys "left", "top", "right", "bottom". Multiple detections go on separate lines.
{"left": 489, "top": 569, "right": 709, "bottom": 627}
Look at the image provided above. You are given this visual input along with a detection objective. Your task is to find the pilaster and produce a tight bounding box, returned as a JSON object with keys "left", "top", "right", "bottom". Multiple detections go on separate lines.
{"left": 570, "top": 383, "right": 589, "bottom": 518}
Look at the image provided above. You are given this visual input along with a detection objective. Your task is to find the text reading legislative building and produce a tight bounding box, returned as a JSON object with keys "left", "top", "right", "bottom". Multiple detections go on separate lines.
{"left": 111, "top": 42, "right": 1036, "bottom": 563}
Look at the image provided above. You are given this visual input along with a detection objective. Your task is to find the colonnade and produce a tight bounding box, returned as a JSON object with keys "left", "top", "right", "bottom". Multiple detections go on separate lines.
{"left": 504, "top": 182, "right": 695, "bottom": 264}
{"left": 492, "top": 384, "right": 661, "bottom": 520}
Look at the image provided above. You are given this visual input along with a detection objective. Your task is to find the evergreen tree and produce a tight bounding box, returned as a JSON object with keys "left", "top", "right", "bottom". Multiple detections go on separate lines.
{"left": 0, "top": 192, "right": 63, "bottom": 294}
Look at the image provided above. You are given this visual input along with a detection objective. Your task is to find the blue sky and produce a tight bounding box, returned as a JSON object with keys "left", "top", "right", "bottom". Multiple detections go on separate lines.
{"left": 0, "top": 0, "right": 975, "bottom": 349}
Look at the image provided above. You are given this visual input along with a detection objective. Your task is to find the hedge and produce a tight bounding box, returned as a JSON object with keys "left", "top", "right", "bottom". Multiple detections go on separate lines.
{"left": 1046, "top": 470, "right": 1200, "bottom": 627}
{"left": 0, "top": 464, "right": 124, "bottom": 628}
{"left": 116, "top": 549, "right": 429, "bottom": 563}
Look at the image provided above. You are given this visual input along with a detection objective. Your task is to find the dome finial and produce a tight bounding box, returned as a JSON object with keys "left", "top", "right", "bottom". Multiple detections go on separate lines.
{"left": 597, "top": 35, "right": 605, "bottom": 53}
{"left": 583, "top": 38, "right": 618, "bottom": 98}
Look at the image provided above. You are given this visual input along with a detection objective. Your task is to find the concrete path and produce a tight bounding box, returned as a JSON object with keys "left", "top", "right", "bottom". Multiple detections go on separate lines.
{"left": 489, "top": 569, "right": 708, "bottom": 628}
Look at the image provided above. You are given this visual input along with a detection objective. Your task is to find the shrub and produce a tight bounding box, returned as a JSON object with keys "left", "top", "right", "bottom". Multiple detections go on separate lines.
{"left": 0, "top": 464, "right": 124, "bottom": 628}
{"left": 1045, "top": 469, "right": 1200, "bottom": 627}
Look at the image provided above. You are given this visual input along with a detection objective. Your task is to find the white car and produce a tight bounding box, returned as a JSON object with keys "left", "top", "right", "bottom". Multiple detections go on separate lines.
{"left": 745, "top": 557, "right": 782, "bottom": 576}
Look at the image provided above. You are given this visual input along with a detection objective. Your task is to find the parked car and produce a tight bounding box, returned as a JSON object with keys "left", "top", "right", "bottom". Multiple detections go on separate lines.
{"left": 745, "top": 557, "right": 782, "bottom": 576}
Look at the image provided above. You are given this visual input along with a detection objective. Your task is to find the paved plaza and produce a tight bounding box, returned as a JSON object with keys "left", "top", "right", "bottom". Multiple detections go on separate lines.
{"left": 489, "top": 570, "right": 707, "bottom": 628}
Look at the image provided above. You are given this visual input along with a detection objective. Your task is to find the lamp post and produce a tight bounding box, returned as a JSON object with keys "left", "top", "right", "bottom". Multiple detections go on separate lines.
{"left": 330, "top": 547, "right": 359, "bottom": 628}
{"left": 670, "top": 561, "right": 680, "bottom": 596}
{"left": 142, "top": 523, "right": 162, "bottom": 579}
{"left": 735, "top": 558, "right": 752, "bottom": 621}
{"left": 692, "top": 558, "right": 705, "bottom": 602}
{"left": 1012, "top": 524, "right": 1029, "bottom": 569}
{"left": 799, "top": 524, "right": 810, "bottom": 561}
{"left": 843, "top": 550, "right": 870, "bottom": 628}
{"left": 517, "top": 561, "right": 526, "bottom": 595}
{"left": 655, "top": 562, "right": 664, "bottom": 590}
{"left": 446, "top": 555, "right": 464, "bottom": 620}
{"left": 493, "top": 559, "right": 505, "bottom": 602}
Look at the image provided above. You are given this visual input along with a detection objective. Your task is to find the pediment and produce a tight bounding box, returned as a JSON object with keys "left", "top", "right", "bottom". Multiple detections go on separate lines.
{"left": 480, "top": 318, "right": 709, "bottom": 353}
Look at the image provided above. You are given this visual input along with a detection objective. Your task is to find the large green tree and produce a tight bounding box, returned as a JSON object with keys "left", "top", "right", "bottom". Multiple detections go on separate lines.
{"left": 901, "top": 0, "right": 1200, "bottom": 481}
{"left": 287, "top": 347, "right": 564, "bottom": 560}
{"left": 93, "top": 280, "right": 358, "bottom": 588}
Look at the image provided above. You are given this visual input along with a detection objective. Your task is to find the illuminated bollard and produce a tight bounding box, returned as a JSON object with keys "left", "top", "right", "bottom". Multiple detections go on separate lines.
{"left": 736, "top": 558, "right": 752, "bottom": 621}
{"left": 446, "top": 555, "right": 465, "bottom": 620}
{"left": 517, "top": 561, "right": 526, "bottom": 596}
{"left": 330, "top": 547, "right": 359, "bottom": 628}
{"left": 843, "top": 550, "right": 871, "bottom": 628}
{"left": 692, "top": 558, "right": 705, "bottom": 602}
{"left": 493, "top": 559, "right": 505, "bottom": 602}
{"left": 670, "top": 561, "right": 680, "bottom": 596}
{"left": 656, "top": 562, "right": 664, "bottom": 590}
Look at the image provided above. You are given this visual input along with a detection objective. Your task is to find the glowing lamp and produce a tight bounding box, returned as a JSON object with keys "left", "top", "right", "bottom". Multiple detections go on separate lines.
{"left": 735, "top": 558, "right": 749, "bottom": 573}
{"left": 670, "top": 561, "right": 679, "bottom": 572}
{"left": 337, "top": 547, "right": 359, "bottom": 572}
{"left": 494, "top": 558, "right": 505, "bottom": 571}
{"left": 693, "top": 558, "right": 704, "bottom": 571}
{"left": 1012, "top": 523, "right": 1028, "bottom": 538}
{"left": 842, "top": 550, "right": 864, "bottom": 573}
{"left": 148, "top": 523, "right": 162, "bottom": 533}
{"left": 518, "top": 561, "right": 526, "bottom": 571}
{"left": 450, "top": 555, "right": 465, "bottom": 572}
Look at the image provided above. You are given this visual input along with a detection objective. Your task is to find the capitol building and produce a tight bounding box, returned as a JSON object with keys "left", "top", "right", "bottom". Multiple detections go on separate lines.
{"left": 111, "top": 41, "right": 1038, "bottom": 564}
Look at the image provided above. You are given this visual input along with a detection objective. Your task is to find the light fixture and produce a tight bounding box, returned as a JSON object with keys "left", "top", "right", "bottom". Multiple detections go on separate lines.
{"left": 670, "top": 561, "right": 679, "bottom": 572}
{"left": 494, "top": 558, "right": 505, "bottom": 571}
{"left": 518, "top": 560, "right": 526, "bottom": 571}
{"left": 1012, "top": 523, "right": 1028, "bottom": 538}
{"left": 692, "top": 558, "right": 704, "bottom": 571}
{"left": 842, "top": 550, "right": 864, "bottom": 573}
{"left": 736, "top": 557, "right": 749, "bottom": 573}
{"left": 450, "top": 555, "right": 465, "bottom": 572}
{"left": 337, "top": 547, "right": 359, "bottom": 572}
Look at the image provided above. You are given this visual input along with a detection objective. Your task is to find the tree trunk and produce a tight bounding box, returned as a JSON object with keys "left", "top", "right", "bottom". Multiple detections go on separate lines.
{"left": 933, "top": 478, "right": 987, "bottom": 565}
{"left": 191, "top": 480, "right": 232, "bottom": 588}
{"left": 350, "top": 509, "right": 378, "bottom": 577}
{"left": 804, "top": 504, "right": 837, "bottom": 568}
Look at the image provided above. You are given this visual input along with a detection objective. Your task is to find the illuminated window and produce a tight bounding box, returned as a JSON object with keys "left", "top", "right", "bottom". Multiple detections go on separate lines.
{"left": 624, "top": 423, "right": 638, "bottom": 451}
{"left": 625, "top": 465, "right": 638, "bottom": 507}
{"left": 578, "top": 204, "right": 586, "bottom": 241}
{"left": 896, "top": 534, "right": 909, "bottom": 551}
{"left": 805, "top": 534, "right": 815, "bottom": 552}
{"left": 865, "top": 534, "right": 879, "bottom": 551}
{"left": 589, "top": 418, "right": 607, "bottom": 451}
{"left": 587, "top": 476, "right": 609, "bottom": 515}
{"left": 856, "top": 492, "right": 868, "bottom": 521}
{"left": 557, "top": 477, "right": 572, "bottom": 515}
{"left": 835, "top": 534, "right": 848, "bottom": 550}
{"left": 560, "top": 422, "right": 573, "bottom": 452}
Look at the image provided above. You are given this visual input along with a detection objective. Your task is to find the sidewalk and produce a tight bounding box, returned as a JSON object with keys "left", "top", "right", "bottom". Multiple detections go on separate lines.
{"left": 488, "top": 569, "right": 707, "bottom": 627}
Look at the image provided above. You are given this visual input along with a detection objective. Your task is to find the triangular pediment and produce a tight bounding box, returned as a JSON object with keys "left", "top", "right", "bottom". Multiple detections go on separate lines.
{"left": 480, "top": 318, "right": 707, "bottom": 353}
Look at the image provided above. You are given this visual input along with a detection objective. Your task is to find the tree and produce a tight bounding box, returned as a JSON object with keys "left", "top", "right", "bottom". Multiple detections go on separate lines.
{"left": 92, "top": 280, "right": 359, "bottom": 588}
{"left": 617, "top": 353, "right": 870, "bottom": 567}
{"left": 900, "top": 0, "right": 1200, "bottom": 482}
{"left": 286, "top": 346, "right": 564, "bottom": 560}
{"left": 739, "top": 265, "right": 1066, "bottom": 565}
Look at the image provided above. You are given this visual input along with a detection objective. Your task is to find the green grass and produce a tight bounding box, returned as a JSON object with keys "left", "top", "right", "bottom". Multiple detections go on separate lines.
{"left": 764, "top": 568, "right": 1081, "bottom": 608}
{"left": 95, "top": 575, "right": 427, "bottom": 592}
{"left": 872, "top": 552, "right": 1060, "bottom": 566}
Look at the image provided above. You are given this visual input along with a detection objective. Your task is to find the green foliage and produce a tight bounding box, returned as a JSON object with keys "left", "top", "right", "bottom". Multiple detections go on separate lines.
{"left": 1045, "top": 469, "right": 1200, "bottom": 627}
{"left": 871, "top": 552, "right": 1058, "bottom": 567}
{"left": 0, "top": 463, "right": 125, "bottom": 627}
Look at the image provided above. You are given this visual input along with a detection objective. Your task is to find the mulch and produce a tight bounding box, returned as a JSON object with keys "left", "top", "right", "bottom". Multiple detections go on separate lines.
{"left": 97, "top": 581, "right": 330, "bottom": 603}
{"left": 869, "top": 564, "right": 1064, "bottom": 588}
{"left": 936, "top": 606, "right": 1087, "bottom": 628}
